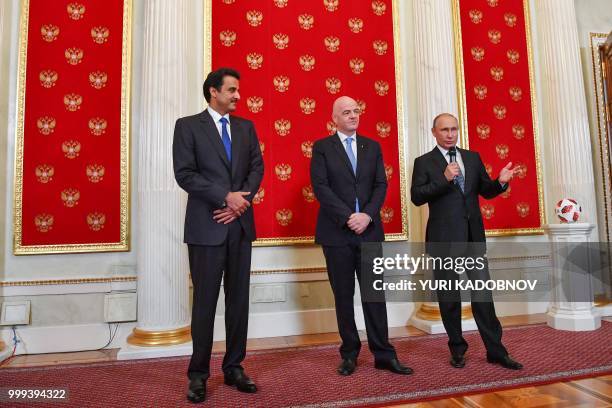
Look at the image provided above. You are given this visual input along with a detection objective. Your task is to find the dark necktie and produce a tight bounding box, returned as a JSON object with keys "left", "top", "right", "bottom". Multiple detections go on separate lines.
{"left": 220, "top": 117, "right": 231, "bottom": 162}
{"left": 449, "top": 152, "right": 465, "bottom": 192}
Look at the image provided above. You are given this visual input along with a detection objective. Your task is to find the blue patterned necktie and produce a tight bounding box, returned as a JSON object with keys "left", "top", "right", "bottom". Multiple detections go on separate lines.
{"left": 449, "top": 152, "right": 465, "bottom": 192}
{"left": 345, "top": 137, "right": 359, "bottom": 212}
{"left": 220, "top": 117, "right": 231, "bottom": 162}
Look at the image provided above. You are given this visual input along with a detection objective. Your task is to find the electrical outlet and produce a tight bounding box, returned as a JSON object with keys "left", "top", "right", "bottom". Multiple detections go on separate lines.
{"left": 252, "top": 284, "right": 286, "bottom": 303}
{"left": 0, "top": 301, "right": 31, "bottom": 325}
{"left": 104, "top": 293, "right": 137, "bottom": 322}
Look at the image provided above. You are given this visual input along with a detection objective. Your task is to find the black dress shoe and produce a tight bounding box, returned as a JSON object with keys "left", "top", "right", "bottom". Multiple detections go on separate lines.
{"left": 374, "top": 358, "right": 414, "bottom": 375}
{"left": 450, "top": 354, "right": 466, "bottom": 368}
{"left": 487, "top": 354, "right": 523, "bottom": 370}
{"left": 187, "top": 377, "right": 206, "bottom": 403}
{"left": 224, "top": 368, "right": 257, "bottom": 393}
{"left": 337, "top": 358, "right": 356, "bottom": 376}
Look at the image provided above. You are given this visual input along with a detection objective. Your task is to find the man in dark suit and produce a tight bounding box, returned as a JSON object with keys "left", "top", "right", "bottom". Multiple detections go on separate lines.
{"left": 173, "top": 68, "right": 264, "bottom": 403}
{"left": 310, "top": 96, "right": 413, "bottom": 376}
{"left": 410, "top": 113, "right": 522, "bottom": 370}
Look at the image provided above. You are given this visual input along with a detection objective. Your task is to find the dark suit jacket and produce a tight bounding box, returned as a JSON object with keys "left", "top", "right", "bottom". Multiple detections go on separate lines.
{"left": 310, "top": 133, "right": 387, "bottom": 246}
{"left": 173, "top": 110, "right": 264, "bottom": 245}
{"left": 410, "top": 147, "right": 506, "bottom": 250}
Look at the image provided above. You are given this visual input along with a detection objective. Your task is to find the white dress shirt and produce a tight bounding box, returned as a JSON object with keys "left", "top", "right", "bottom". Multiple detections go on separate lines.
{"left": 207, "top": 107, "right": 232, "bottom": 141}
{"left": 437, "top": 145, "right": 465, "bottom": 175}
{"left": 437, "top": 145, "right": 506, "bottom": 188}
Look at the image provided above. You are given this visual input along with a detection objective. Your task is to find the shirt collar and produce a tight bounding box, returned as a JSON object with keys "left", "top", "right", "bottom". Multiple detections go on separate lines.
{"left": 207, "top": 107, "right": 230, "bottom": 124}
{"left": 337, "top": 130, "right": 357, "bottom": 143}
{"left": 437, "top": 144, "right": 460, "bottom": 157}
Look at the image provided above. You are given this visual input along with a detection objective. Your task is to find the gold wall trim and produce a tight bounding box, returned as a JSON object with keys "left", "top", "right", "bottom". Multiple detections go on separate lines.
{"left": 127, "top": 326, "right": 191, "bottom": 347}
{"left": 0, "top": 276, "right": 136, "bottom": 287}
{"left": 204, "top": 0, "right": 408, "bottom": 246}
{"left": 13, "top": 0, "right": 132, "bottom": 255}
{"left": 589, "top": 32, "right": 611, "bottom": 243}
{"left": 487, "top": 254, "right": 550, "bottom": 263}
{"left": 252, "top": 267, "right": 327, "bottom": 275}
{"left": 451, "top": 0, "right": 546, "bottom": 237}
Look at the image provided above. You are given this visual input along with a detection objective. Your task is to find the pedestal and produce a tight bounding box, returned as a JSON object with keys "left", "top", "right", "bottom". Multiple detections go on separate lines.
{"left": 545, "top": 223, "right": 601, "bottom": 331}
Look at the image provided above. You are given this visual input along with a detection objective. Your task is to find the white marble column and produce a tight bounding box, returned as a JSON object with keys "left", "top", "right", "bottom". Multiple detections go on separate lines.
{"left": 409, "top": 0, "right": 476, "bottom": 334}
{"left": 535, "top": 0, "right": 598, "bottom": 228}
{"left": 120, "top": 0, "right": 201, "bottom": 358}
{"left": 0, "top": 0, "right": 10, "bottom": 360}
{"left": 535, "top": 0, "right": 602, "bottom": 328}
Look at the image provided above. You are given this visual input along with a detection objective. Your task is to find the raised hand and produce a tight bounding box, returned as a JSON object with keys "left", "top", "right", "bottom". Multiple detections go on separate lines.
{"left": 498, "top": 162, "right": 517, "bottom": 184}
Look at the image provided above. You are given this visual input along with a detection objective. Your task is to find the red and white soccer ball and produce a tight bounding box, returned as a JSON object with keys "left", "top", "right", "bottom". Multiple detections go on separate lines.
{"left": 555, "top": 198, "right": 582, "bottom": 223}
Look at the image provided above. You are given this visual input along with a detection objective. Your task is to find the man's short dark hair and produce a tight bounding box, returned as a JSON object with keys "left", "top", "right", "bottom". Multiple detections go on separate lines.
{"left": 203, "top": 67, "right": 240, "bottom": 103}
{"left": 432, "top": 113, "right": 458, "bottom": 129}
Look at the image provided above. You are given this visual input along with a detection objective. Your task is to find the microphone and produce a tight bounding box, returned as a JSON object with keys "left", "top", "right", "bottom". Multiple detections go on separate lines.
{"left": 448, "top": 146, "right": 456, "bottom": 163}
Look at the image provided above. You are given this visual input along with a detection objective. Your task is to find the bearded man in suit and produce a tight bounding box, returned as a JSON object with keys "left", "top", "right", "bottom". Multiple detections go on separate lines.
{"left": 173, "top": 67, "right": 264, "bottom": 403}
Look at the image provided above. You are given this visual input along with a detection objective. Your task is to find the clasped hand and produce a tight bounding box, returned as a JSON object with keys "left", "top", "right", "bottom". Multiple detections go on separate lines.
{"left": 347, "top": 212, "right": 370, "bottom": 235}
{"left": 213, "top": 191, "right": 250, "bottom": 224}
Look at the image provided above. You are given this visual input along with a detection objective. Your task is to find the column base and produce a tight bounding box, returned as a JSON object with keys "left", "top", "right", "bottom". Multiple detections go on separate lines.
{"left": 410, "top": 303, "right": 477, "bottom": 334}
{"left": 126, "top": 325, "right": 191, "bottom": 347}
{"left": 546, "top": 308, "right": 601, "bottom": 331}
{"left": 117, "top": 341, "right": 193, "bottom": 360}
{"left": 595, "top": 303, "right": 612, "bottom": 317}
{"left": 0, "top": 340, "right": 11, "bottom": 362}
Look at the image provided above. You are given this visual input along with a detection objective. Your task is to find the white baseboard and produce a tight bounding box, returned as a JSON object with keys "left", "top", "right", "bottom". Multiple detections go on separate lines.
{"left": 212, "top": 302, "right": 415, "bottom": 341}
{"left": 2, "top": 301, "right": 547, "bottom": 357}
{"left": 0, "top": 322, "right": 136, "bottom": 355}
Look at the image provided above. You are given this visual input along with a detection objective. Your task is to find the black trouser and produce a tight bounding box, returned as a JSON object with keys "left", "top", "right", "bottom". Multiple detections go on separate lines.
{"left": 434, "top": 232, "right": 507, "bottom": 359}
{"left": 322, "top": 237, "right": 396, "bottom": 362}
{"left": 187, "top": 222, "right": 252, "bottom": 381}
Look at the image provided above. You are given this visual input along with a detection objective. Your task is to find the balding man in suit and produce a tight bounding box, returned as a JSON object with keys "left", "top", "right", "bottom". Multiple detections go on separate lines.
{"left": 310, "top": 96, "right": 413, "bottom": 377}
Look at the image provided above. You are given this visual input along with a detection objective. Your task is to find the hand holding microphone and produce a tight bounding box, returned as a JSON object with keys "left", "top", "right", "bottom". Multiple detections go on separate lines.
{"left": 444, "top": 146, "right": 461, "bottom": 182}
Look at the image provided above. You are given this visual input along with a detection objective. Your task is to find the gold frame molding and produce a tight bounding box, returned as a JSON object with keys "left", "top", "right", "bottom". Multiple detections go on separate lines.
{"left": 451, "top": 0, "right": 546, "bottom": 237}
{"left": 13, "top": 0, "right": 132, "bottom": 255}
{"left": 204, "top": 0, "right": 409, "bottom": 246}
{"left": 589, "top": 32, "right": 611, "bottom": 243}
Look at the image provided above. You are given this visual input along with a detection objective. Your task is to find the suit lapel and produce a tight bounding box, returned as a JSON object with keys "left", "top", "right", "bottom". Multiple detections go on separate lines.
{"left": 199, "top": 110, "right": 230, "bottom": 171}
{"left": 331, "top": 134, "right": 356, "bottom": 180}
{"left": 431, "top": 146, "right": 449, "bottom": 175}
{"left": 356, "top": 135, "right": 368, "bottom": 180}
{"left": 431, "top": 146, "right": 462, "bottom": 194}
